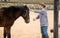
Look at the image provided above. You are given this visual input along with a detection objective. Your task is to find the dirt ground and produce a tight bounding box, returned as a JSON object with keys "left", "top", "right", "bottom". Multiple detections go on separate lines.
{"left": 0, "top": 10, "right": 60, "bottom": 38}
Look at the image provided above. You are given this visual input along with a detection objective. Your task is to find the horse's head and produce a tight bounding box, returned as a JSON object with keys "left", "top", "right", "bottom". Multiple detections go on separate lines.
{"left": 22, "top": 5, "right": 30, "bottom": 23}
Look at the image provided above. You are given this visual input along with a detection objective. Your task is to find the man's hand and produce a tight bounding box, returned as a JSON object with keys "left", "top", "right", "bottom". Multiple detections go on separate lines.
{"left": 33, "top": 18, "right": 36, "bottom": 21}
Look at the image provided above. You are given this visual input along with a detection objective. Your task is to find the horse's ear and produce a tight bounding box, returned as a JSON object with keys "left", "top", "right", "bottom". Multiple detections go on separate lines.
{"left": 23, "top": 4, "right": 28, "bottom": 8}
{"left": 24, "top": 5, "right": 28, "bottom": 8}
{"left": 24, "top": 5, "right": 29, "bottom": 11}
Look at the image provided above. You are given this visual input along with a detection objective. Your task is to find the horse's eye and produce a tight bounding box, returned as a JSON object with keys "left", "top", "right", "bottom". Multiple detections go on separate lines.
{"left": 25, "top": 10, "right": 27, "bottom": 13}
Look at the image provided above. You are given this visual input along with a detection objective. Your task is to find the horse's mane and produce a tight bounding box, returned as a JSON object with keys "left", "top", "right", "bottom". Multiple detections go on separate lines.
{"left": 2, "top": 5, "right": 29, "bottom": 13}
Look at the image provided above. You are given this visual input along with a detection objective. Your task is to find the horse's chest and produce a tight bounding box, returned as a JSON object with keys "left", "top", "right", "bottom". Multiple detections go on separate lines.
{"left": 0, "top": 16, "right": 14, "bottom": 27}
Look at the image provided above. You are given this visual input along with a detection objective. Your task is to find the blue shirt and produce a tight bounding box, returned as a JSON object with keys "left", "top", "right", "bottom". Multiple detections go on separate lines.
{"left": 34, "top": 8, "right": 48, "bottom": 26}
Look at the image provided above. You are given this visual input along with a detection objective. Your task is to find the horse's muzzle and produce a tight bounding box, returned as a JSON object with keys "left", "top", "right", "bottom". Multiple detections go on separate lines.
{"left": 25, "top": 19, "right": 30, "bottom": 23}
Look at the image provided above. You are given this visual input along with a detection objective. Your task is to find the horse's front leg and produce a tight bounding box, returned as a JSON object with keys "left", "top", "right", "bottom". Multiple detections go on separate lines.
{"left": 4, "top": 27, "right": 6, "bottom": 38}
{"left": 5, "top": 27, "right": 11, "bottom": 38}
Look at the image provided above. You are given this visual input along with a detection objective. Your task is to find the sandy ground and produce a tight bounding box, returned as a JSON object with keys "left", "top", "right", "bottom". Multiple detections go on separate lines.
{"left": 0, "top": 10, "right": 60, "bottom": 38}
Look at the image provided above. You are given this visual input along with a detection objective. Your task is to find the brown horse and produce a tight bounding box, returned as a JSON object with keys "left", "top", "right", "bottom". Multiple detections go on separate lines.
{"left": 0, "top": 5, "right": 30, "bottom": 38}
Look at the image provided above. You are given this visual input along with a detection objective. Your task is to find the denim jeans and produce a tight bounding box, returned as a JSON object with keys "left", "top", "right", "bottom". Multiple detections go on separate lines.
{"left": 41, "top": 26, "right": 49, "bottom": 38}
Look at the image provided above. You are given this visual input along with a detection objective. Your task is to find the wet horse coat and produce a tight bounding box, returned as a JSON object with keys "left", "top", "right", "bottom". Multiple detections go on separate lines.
{"left": 0, "top": 5, "right": 30, "bottom": 38}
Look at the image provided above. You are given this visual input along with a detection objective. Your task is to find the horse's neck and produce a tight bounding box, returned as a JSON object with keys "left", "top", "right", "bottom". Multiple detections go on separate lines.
{"left": 13, "top": 12, "right": 22, "bottom": 20}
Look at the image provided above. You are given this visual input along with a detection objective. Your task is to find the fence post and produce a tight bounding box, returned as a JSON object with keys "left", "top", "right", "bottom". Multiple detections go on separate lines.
{"left": 54, "top": 0, "right": 59, "bottom": 38}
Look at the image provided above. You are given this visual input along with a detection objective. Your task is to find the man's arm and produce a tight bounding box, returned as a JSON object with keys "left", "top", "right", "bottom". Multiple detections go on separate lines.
{"left": 34, "top": 10, "right": 41, "bottom": 13}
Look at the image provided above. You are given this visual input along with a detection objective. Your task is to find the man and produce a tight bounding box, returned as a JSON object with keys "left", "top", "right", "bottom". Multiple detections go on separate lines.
{"left": 33, "top": 3, "right": 49, "bottom": 38}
